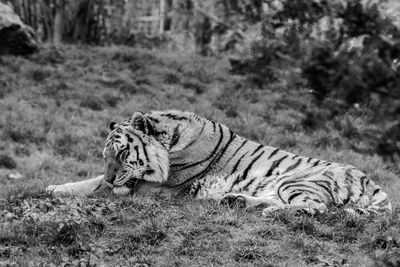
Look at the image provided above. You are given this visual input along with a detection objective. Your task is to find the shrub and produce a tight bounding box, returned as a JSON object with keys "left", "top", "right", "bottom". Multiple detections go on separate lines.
{"left": 232, "top": 0, "right": 400, "bottom": 161}
{"left": 53, "top": 134, "right": 78, "bottom": 157}
{"left": 182, "top": 79, "right": 206, "bottom": 94}
{"left": 24, "top": 66, "right": 52, "bottom": 82}
{"left": 0, "top": 154, "right": 17, "bottom": 169}
{"left": 102, "top": 93, "right": 121, "bottom": 107}
{"left": 80, "top": 96, "right": 105, "bottom": 111}
{"left": 163, "top": 72, "right": 181, "bottom": 85}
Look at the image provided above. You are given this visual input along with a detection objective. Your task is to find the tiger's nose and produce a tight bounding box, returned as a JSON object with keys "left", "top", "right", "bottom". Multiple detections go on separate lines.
{"left": 105, "top": 162, "right": 117, "bottom": 184}
{"left": 104, "top": 148, "right": 118, "bottom": 185}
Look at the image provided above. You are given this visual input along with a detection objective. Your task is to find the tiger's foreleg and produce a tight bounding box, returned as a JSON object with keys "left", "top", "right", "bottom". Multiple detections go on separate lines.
{"left": 130, "top": 180, "right": 182, "bottom": 198}
{"left": 46, "top": 175, "right": 109, "bottom": 196}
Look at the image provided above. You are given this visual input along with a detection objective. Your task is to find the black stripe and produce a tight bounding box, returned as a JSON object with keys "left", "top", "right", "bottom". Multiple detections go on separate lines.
{"left": 142, "top": 143, "right": 149, "bottom": 161}
{"left": 130, "top": 131, "right": 145, "bottom": 144}
{"left": 229, "top": 173, "right": 246, "bottom": 191}
{"left": 147, "top": 117, "right": 160, "bottom": 124}
{"left": 212, "top": 130, "right": 236, "bottom": 165}
{"left": 241, "top": 151, "right": 266, "bottom": 180}
{"left": 342, "top": 193, "right": 351, "bottom": 206}
{"left": 312, "top": 160, "right": 320, "bottom": 167}
{"left": 169, "top": 126, "right": 181, "bottom": 149}
{"left": 181, "top": 122, "right": 206, "bottom": 150}
{"left": 171, "top": 124, "right": 224, "bottom": 170}
{"left": 288, "top": 192, "right": 303, "bottom": 203}
{"left": 307, "top": 157, "right": 313, "bottom": 163}
{"left": 283, "top": 158, "right": 302, "bottom": 173}
{"left": 212, "top": 121, "right": 216, "bottom": 133}
{"left": 225, "top": 140, "right": 247, "bottom": 163}
{"left": 175, "top": 127, "right": 237, "bottom": 186}
{"left": 191, "top": 184, "right": 202, "bottom": 196}
{"left": 134, "top": 145, "right": 140, "bottom": 160}
{"left": 279, "top": 179, "right": 306, "bottom": 191}
{"left": 266, "top": 155, "right": 288, "bottom": 177}
{"left": 279, "top": 184, "right": 320, "bottom": 201}
{"left": 267, "top": 148, "right": 280, "bottom": 159}
{"left": 250, "top": 144, "right": 264, "bottom": 156}
{"left": 292, "top": 155, "right": 299, "bottom": 159}
{"left": 192, "top": 128, "right": 235, "bottom": 179}
{"left": 93, "top": 183, "right": 103, "bottom": 192}
{"left": 125, "top": 134, "right": 134, "bottom": 143}
{"left": 314, "top": 181, "right": 335, "bottom": 203}
{"left": 130, "top": 132, "right": 149, "bottom": 162}
{"left": 192, "top": 128, "right": 235, "bottom": 177}
{"left": 333, "top": 180, "right": 340, "bottom": 194}
{"left": 230, "top": 152, "right": 248, "bottom": 175}
{"left": 160, "top": 114, "right": 188, "bottom": 121}
{"left": 116, "top": 148, "right": 125, "bottom": 160}
{"left": 372, "top": 188, "right": 380, "bottom": 196}
{"left": 279, "top": 188, "right": 318, "bottom": 204}
{"left": 242, "top": 176, "right": 259, "bottom": 192}
{"left": 252, "top": 179, "right": 274, "bottom": 196}
{"left": 277, "top": 168, "right": 322, "bottom": 185}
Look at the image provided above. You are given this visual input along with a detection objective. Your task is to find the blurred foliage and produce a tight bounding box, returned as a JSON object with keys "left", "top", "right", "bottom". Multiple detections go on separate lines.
{"left": 10, "top": 0, "right": 168, "bottom": 45}
{"left": 5, "top": 0, "right": 400, "bottom": 162}
{"left": 231, "top": 0, "right": 400, "bottom": 163}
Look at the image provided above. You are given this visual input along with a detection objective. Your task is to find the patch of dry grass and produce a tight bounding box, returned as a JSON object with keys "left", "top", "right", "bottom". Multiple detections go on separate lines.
{"left": 0, "top": 45, "right": 399, "bottom": 266}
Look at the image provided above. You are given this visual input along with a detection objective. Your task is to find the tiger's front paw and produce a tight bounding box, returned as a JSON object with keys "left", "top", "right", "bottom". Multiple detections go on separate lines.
{"left": 46, "top": 185, "right": 57, "bottom": 193}
{"left": 113, "top": 186, "right": 131, "bottom": 196}
{"left": 46, "top": 184, "right": 74, "bottom": 196}
{"left": 46, "top": 185, "right": 62, "bottom": 195}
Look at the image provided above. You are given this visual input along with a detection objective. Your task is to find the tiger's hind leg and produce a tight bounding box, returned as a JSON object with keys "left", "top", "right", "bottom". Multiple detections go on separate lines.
{"left": 219, "top": 192, "right": 328, "bottom": 215}
{"left": 262, "top": 201, "right": 328, "bottom": 216}
{"left": 261, "top": 191, "right": 328, "bottom": 216}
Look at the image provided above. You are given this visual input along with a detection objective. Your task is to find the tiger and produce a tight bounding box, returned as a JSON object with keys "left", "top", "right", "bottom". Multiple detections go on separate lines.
{"left": 47, "top": 110, "right": 392, "bottom": 215}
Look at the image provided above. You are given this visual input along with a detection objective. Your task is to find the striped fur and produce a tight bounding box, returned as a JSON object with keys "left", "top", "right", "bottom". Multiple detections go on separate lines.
{"left": 103, "top": 110, "right": 391, "bottom": 215}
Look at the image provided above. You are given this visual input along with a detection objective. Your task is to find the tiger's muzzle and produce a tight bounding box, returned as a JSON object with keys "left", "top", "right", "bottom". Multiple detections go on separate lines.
{"left": 104, "top": 149, "right": 119, "bottom": 187}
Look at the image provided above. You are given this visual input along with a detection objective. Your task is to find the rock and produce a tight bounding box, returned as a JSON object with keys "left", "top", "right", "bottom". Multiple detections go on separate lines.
{"left": 0, "top": 2, "right": 38, "bottom": 55}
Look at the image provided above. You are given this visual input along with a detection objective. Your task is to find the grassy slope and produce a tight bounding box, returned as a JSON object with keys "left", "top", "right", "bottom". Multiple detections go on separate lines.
{"left": 0, "top": 45, "right": 399, "bottom": 266}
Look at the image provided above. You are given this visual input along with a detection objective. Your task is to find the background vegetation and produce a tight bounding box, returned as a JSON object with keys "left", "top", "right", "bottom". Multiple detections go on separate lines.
{"left": 0, "top": 0, "right": 400, "bottom": 266}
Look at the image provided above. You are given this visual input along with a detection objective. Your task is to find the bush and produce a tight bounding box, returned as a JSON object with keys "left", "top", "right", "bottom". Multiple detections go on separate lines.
{"left": 80, "top": 96, "right": 105, "bottom": 111}
{"left": 0, "top": 154, "right": 17, "bottom": 169}
{"left": 233, "top": 0, "right": 400, "bottom": 161}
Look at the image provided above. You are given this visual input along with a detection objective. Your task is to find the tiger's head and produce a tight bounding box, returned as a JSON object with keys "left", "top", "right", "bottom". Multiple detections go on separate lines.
{"left": 105, "top": 110, "right": 221, "bottom": 188}
{"left": 103, "top": 115, "right": 169, "bottom": 194}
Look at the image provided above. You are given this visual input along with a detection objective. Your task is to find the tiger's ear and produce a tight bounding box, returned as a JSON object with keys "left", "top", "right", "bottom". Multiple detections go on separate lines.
{"left": 109, "top": 121, "right": 117, "bottom": 131}
{"left": 131, "top": 112, "right": 154, "bottom": 135}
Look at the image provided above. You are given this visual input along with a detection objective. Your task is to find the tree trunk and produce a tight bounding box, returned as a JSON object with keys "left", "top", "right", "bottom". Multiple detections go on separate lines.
{"left": 159, "top": 0, "right": 166, "bottom": 34}
{"left": 53, "top": 0, "right": 64, "bottom": 45}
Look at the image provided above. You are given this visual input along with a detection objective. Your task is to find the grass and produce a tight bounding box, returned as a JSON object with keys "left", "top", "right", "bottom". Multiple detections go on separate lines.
{"left": 0, "top": 44, "right": 399, "bottom": 266}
